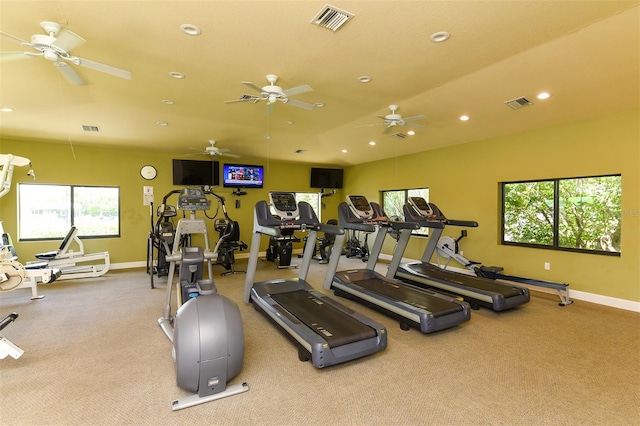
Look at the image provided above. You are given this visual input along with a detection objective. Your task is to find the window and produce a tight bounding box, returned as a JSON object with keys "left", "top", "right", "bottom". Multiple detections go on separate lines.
{"left": 295, "top": 192, "right": 322, "bottom": 221}
{"left": 501, "top": 175, "right": 621, "bottom": 255}
{"left": 18, "top": 184, "right": 120, "bottom": 240}
{"left": 381, "top": 187, "right": 430, "bottom": 235}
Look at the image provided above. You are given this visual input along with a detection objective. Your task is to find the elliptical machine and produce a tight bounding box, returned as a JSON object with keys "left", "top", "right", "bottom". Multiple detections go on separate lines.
{"left": 157, "top": 187, "right": 248, "bottom": 411}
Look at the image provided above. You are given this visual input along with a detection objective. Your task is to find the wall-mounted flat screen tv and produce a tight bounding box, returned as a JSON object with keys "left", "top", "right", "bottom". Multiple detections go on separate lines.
{"left": 222, "top": 163, "right": 264, "bottom": 188}
{"left": 310, "top": 167, "right": 343, "bottom": 189}
{"left": 172, "top": 159, "right": 220, "bottom": 186}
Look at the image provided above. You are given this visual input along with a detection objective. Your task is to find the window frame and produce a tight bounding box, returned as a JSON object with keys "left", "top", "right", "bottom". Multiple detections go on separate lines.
{"left": 18, "top": 183, "right": 121, "bottom": 241}
{"left": 381, "top": 187, "right": 430, "bottom": 236}
{"left": 500, "top": 174, "right": 621, "bottom": 256}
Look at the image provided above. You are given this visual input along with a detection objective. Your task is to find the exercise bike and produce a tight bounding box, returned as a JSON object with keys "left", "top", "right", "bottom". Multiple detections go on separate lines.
{"left": 156, "top": 187, "right": 248, "bottom": 410}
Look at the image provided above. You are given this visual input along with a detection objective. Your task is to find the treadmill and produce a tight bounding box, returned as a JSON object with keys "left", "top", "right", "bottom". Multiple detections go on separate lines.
{"left": 323, "top": 195, "right": 471, "bottom": 334}
{"left": 392, "top": 197, "right": 529, "bottom": 311}
{"left": 243, "top": 192, "right": 387, "bottom": 368}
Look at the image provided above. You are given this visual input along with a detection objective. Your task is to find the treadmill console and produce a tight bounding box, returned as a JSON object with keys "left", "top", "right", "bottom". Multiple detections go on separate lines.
{"left": 346, "top": 195, "right": 374, "bottom": 219}
{"left": 408, "top": 197, "right": 434, "bottom": 218}
{"left": 269, "top": 192, "right": 299, "bottom": 220}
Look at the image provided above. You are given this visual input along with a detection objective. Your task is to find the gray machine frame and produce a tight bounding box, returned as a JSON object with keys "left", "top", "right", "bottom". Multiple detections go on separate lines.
{"left": 243, "top": 192, "right": 387, "bottom": 368}
{"left": 323, "top": 196, "right": 471, "bottom": 333}
{"left": 391, "top": 198, "right": 530, "bottom": 311}
{"left": 157, "top": 188, "right": 248, "bottom": 410}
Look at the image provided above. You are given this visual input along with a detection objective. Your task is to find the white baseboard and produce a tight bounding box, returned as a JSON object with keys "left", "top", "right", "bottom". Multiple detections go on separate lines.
{"left": 376, "top": 254, "right": 640, "bottom": 313}
{"left": 111, "top": 255, "right": 640, "bottom": 313}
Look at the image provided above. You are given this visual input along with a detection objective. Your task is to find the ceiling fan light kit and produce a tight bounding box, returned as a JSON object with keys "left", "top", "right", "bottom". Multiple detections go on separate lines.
{"left": 225, "top": 74, "right": 316, "bottom": 110}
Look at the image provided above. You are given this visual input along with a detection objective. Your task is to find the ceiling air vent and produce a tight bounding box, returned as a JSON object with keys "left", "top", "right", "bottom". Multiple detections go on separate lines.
{"left": 311, "top": 5, "right": 354, "bottom": 31}
{"left": 392, "top": 132, "right": 408, "bottom": 139}
{"left": 81, "top": 125, "right": 100, "bottom": 132}
{"left": 504, "top": 97, "right": 534, "bottom": 110}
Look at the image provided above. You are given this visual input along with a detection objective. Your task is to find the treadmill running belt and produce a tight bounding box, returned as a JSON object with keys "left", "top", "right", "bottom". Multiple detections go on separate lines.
{"left": 352, "top": 278, "right": 462, "bottom": 318}
{"left": 412, "top": 263, "right": 525, "bottom": 297}
{"left": 271, "top": 290, "right": 376, "bottom": 348}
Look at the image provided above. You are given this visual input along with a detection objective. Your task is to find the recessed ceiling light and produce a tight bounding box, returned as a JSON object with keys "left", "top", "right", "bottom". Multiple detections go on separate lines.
{"left": 536, "top": 92, "right": 552, "bottom": 100}
{"left": 180, "top": 24, "right": 202, "bottom": 36}
{"left": 358, "top": 75, "right": 372, "bottom": 83}
{"left": 162, "top": 99, "right": 175, "bottom": 105}
{"left": 284, "top": 120, "right": 294, "bottom": 125}
{"left": 407, "top": 130, "right": 415, "bottom": 136}
{"left": 169, "top": 72, "right": 185, "bottom": 79}
{"left": 430, "top": 31, "right": 450, "bottom": 43}
{"left": 459, "top": 115, "right": 470, "bottom": 121}
{"left": 369, "top": 141, "right": 376, "bottom": 146}
{"left": 0, "top": 107, "right": 13, "bottom": 112}
{"left": 315, "top": 102, "right": 325, "bottom": 108}
{"left": 341, "top": 149, "right": 348, "bottom": 153}
{"left": 157, "top": 121, "right": 168, "bottom": 126}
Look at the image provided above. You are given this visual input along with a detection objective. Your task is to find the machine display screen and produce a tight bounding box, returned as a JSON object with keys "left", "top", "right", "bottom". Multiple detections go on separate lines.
{"left": 409, "top": 197, "right": 433, "bottom": 217}
{"left": 347, "top": 195, "right": 373, "bottom": 219}
{"left": 269, "top": 192, "right": 298, "bottom": 218}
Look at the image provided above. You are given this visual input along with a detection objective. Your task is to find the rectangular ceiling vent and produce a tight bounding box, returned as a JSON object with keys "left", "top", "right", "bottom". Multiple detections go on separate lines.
{"left": 311, "top": 4, "right": 354, "bottom": 31}
{"left": 392, "top": 132, "right": 408, "bottom": 139}
{"left": 505, "top": 97, "right": 534, "bottom": 110}
{"left": 81, "top": 125, "right": 100, "bottom": 132}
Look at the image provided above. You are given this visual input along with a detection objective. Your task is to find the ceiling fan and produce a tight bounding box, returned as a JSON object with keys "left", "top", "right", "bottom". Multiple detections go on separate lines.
{"left": 224, "top": 74, "right": 316, "bottom": 110}
{"left": 361, "top": 105, "right": 427, "bottom": 134}
{"left": 0, "top": 21, "right": 131, "bottom": 85}
{"left": 195, "top": 140, "right": 240, "bottom": 158}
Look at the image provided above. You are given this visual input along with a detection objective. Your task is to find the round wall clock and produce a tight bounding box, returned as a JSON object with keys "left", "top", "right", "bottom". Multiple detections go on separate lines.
{"left": 140, "top": 165, "right": 157, "bottom": 180}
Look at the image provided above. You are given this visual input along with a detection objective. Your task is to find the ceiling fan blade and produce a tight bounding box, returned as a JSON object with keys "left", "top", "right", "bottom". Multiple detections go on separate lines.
{"left": 52, "top": 30, "right": 86, "bottom": 53}
{"left": 403, "top": 115, "right": 427, "bottom": 122}
{"left": 356, "top": 122, "right": 384, "bottom": 128}
{"left": 0, "top": 31, "right": 30, "bottom": 45}
{"left": 283, "top": 98, "right": 316, "bottom": 110}
{"left": 0, "top": 51, "right": 31, "bottom": 62}
{"left": 382, "top": 126, "right": 393, "bottom": 134}
{"left": 221, "top": 152, "right": 241, "bottom": 158}
{"left": 54, "top": 61, "right": 85, "bottom": 85}
{"left": 242, "top": 81, "right": 264, "bottom": 93}
{"left": 72, "top": 56, "right": 131, "bottom": 80}
{"left": 224, "top": 94, "right": 261, "bottom": 104}
{"left": 406, "top": 123, "right": 426, "bottom": 130}
{"left": 282, "top": 84, "right": 312, "bottom": 97}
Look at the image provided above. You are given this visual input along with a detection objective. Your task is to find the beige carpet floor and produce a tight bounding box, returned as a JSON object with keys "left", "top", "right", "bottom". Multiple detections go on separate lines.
{"left": 1, "top": 256, "right": 638, "bottom": 425}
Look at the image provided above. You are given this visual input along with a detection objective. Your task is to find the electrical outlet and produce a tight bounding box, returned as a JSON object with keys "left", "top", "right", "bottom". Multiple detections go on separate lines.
{"left": 544, "top": 262, "right": 550, "bottom": 270}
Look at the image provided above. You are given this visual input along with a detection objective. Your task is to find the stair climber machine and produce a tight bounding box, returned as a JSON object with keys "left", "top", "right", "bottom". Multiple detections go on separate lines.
{"left": 157, "top": 187, "right": 248, "bottom": 411}
{"left": 324, "top": 195, "right": 471, "bottom": 333}
{"left": 147, "top": 198, "right": 177, "bottom": 289}
{"left": 243, "top": 192, "right": 387, "bottom": 368}
{"left": 392, "top": 197, "right": 530, "bottom": 311}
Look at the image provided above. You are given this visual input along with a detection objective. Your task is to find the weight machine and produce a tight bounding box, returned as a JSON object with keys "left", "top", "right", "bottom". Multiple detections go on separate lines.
{"left": 0, "top": 154, "right": 61, "bottom": 299}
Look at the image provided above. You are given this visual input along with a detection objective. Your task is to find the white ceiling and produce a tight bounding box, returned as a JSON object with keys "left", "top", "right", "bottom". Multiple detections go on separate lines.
{"left": 1, "top": 1, "right": 638, "bottom": 166}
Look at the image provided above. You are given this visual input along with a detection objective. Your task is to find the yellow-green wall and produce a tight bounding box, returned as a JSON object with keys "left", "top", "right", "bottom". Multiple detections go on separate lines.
{"left": 343, "top": 109, "right": 639, "bottom": 302}
{"left": 0, "top": 142, "right": 342, "bottom": 266}
{"left": 1, "top": 109, "right": 638, "bottom": 301}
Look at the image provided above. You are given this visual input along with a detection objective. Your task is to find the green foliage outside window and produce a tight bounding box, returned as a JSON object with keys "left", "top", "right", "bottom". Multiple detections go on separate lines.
{"left": 502, "top": 175, "right": 621, "bottom": 254}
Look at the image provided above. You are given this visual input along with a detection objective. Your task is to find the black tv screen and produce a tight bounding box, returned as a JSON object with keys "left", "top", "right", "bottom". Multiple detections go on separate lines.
{"left": 310, "top": 167, "right": 343, "bottom": 189}
{"left": 172, "top": 159, "right": 220, "bottom": 186}
{"left": 222, "top": 163, "right": 264, "bottom": 188}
